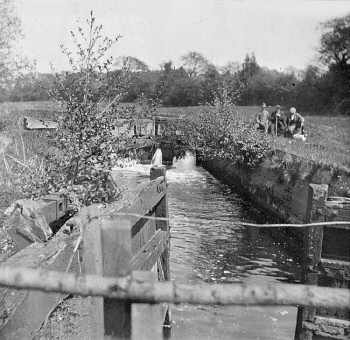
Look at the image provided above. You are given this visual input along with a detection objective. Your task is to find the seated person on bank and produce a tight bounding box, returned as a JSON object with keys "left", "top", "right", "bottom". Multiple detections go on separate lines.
{"left": 255, "top": 103, "right": 269, "bottom": 133}
{"left": 269, "top": 105, "right": 286, "bottom": 136}
{"left": 286, "top": 107, "right": 306, "bottom": 141}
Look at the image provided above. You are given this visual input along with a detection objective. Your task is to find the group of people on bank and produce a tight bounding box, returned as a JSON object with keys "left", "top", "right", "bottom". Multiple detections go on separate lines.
{"left": 255, "top": 103, "right": 306, "bottom": 141}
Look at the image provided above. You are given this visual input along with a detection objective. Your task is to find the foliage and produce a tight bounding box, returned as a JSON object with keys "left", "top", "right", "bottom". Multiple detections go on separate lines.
{"left": 180, "top": 51, "right": 211, "bottom": 78}
{"left": 160, "top": 98, "right": 270, "bottom": 168}
{"left": 155, "top": 61, "right": 201, "bottom": 106}
{"left": 319, "top": 14, "right": 350, "bottom": 68}
{"left": 0, "top": 0, "right": 25, "bottom": 92}
{"left": 0, "top": 131, "right": 53, "bottom": 212}
{"left": 44, "top": 12, "right": 128, "bottom": 207}
{"left": 317, "top": 13, "right": 350, "bottom": 114}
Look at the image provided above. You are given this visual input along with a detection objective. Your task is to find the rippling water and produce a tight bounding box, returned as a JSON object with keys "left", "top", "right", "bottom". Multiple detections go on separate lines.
{"left": 168, "top": 153, "right": 301, "bottom": 287}
{"left": 166, "top": 153, "right": 301, "bottom": 340}
{"left": 120, "top": 153, "right": 302, "bottom": 339}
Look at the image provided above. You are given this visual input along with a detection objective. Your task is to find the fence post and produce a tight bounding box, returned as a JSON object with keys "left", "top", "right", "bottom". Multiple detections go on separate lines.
{"left": 101, "top": 217, "right": 133, "bottom": 339}
{"left": 150, "top": 165, "right": 171, "bottom": 331}
{"left": 82, "top": 216, "right": 104, "bottom": 339}
{"left": 295, "top": 183, "right": 328, "bottom": 340}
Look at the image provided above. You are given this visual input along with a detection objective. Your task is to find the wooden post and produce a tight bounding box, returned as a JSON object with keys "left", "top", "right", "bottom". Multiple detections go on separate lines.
{"left": 295, "top": 183, "right": 328, "bottom": 340}
{"left": 154, "top": 117, "right": 159, "bottom": 136}
{"left": 150, "top": 165, "right": 171, "bottom": 332}
{"left": 82, "top": 215, "right": 104, "bottom": 339}
{"left": 131, "top": 271, "right": 163, "bottom": 340}
{"left": 102, "top": 217, "right": 133, "bottom": 339}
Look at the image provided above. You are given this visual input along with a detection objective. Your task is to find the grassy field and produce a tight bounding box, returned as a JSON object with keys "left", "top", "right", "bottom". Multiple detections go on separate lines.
{"left": 156, "top": 105, "right": 350, "bottom": 169}
{"left": 1, "top": 101, "right": 349, "bottom": 168}
{"left": 0, "top": 101, "right": 59, "bottom": 230}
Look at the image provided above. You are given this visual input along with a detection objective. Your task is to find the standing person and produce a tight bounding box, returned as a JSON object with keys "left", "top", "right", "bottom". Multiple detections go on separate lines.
{"left": 286, "top": 107, "right": 306, "bottom": 141}
{"left": 255, "top": 103, "right": 269, "bottom": 133}
{"left": 269, "top": 105, "right": 286, "bottom": 136}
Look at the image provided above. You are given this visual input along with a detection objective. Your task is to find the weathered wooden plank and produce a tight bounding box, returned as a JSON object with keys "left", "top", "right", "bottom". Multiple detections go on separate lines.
{"left": 131, "top": 271, "right": 163, "bottom": 340}
{"left": 117, "top": 177, "right": 166, "bottom": 234}
{"left": 150, "top": 165, "right": 171, "bottom": 329}
{"left": 82, "top": 218, "right": 104, "bottom": 339}
{"left": 101, "top": 218, "right": 133, "bottom": 339}
{"left": 66, "top": 205, "right": 106, "bottom": 231}
{"left": 77, "top": 177, "right": 165, "bottom": 236}
{"left": 131, "top": 215, "right": 156, "bottom": 254}
{"left": 23, "top": 116, "right": 58, "bottom": 130}
{"left": 0, "top": 229, "right": 79, "bottom": 340}
{"left": 130, "top": 230, "right": 169, "bottom": 271}
{"left": 150, "top": 166, "right": 170, "bottom": 281}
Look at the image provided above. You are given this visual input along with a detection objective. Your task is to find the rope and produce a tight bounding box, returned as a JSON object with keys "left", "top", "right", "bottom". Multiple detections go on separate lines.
{"left": 86, "top": 212, "right": 350, "bottom": 229}
{"left": 239, "top": 221, "right": 350, "bottom": 229}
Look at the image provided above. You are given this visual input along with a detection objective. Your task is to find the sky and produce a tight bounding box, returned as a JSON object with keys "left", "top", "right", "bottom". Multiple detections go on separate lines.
{"left": 14, "top": 0, "right": 350, "bottom": 73}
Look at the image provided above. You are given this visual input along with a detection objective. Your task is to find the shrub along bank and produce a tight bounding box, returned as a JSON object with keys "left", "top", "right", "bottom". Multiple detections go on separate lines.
{"left": 159, "top": 101, "right": 271, "bottom": 169}
{"left": 160, "top": 103, "right": 350, "bottom": 223}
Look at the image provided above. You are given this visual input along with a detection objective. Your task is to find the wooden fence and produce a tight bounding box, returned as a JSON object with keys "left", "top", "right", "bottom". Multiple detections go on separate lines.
{"left": 81, "top": 165, "right": 170, "bottom": 338}
{"left": 0, "top": 170, "right": 349, "bottom": 339}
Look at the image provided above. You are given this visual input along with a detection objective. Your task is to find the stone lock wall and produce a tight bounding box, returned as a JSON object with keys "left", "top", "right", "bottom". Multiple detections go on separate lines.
{"left": 201, "top": 150, "right": 350, "bottom": 224}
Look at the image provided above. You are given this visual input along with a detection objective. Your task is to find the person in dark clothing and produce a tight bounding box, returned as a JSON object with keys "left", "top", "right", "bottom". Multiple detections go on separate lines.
{"left": 269, "top": 105, "right": 286, "bottom": 136}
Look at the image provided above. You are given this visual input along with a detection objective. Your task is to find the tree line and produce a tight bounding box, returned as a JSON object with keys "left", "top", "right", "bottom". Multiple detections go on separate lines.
{"left": 1, "top": 1, "right": 349, "bottom": 115}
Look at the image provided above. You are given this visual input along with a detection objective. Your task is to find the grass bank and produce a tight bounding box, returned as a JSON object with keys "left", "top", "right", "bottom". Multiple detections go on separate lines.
{"left": 156, "top": 105, "right": 350, "bottom": 169}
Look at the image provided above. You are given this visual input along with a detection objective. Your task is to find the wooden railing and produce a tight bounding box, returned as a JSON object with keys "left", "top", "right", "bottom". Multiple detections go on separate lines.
{"left": 83, "top": 165, "right": 170, "bottom": 338}
{"left": 0, "top": 172, "right": 349, "bottom": 339}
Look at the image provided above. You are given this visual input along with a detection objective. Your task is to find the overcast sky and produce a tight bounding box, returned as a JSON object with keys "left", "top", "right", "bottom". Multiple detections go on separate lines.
{"left": 14, "top": 0, "right": 350, "bottom": 73}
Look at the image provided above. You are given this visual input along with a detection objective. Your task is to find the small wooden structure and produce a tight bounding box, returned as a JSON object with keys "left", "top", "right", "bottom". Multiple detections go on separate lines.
{"left": 80, "top": 165, "right": 170, "bottom": 339}
{"left": 23, "top": 116, "right": 58, "bottom": 130}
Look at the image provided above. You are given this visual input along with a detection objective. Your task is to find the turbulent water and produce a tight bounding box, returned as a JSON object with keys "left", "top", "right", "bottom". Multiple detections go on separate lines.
{"left": 124, "top": 153, "right": 302, "bottom": 339}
